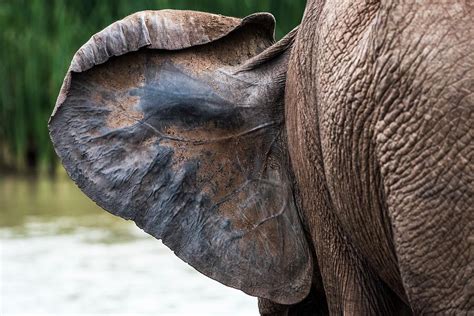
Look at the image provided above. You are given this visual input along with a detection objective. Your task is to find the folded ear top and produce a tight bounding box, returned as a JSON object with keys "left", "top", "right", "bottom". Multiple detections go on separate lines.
{"left": 49, "top": 10, "right": 311, "bottom": 304}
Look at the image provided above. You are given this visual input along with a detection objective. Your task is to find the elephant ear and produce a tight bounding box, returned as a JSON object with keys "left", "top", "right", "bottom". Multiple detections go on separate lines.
{"left": 49, "top": 10, "right": 311, "bottom": 304}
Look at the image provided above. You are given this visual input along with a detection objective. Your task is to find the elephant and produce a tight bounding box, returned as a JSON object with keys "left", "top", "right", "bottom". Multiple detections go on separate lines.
{"left": 48, "top": 2, "right": 473, "bottom": 315}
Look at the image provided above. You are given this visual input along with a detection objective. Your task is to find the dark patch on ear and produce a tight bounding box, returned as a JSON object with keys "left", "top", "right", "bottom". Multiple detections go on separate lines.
{"left": 131, "top": 63, "right": 244, "bottom": 131}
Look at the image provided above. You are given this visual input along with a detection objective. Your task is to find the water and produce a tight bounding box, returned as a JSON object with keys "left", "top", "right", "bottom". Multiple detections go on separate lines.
{"left": 0, "top": 175, "right": 257, "bottom": 316}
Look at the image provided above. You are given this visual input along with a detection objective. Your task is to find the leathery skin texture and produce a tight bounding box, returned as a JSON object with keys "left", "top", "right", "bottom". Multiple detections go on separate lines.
{"left": 49, "top": 10, "right": 314, "bottom": 306}
{"left": 286, "top": 0, "right": 472, "bottom": 314}
{"left": 48, "top": 3, "right": 473, "bottom": 316}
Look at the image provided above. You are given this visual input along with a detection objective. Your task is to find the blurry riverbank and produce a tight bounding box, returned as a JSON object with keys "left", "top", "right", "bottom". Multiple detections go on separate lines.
{"left": 0, "top": 175, "right": 256, "bottom": 315}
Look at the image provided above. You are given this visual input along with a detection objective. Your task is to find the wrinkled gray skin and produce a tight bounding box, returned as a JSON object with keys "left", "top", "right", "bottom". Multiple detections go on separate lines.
{"left": 49, "top": 1, "right": 473, "bottom": 315}
{"left": 282, "top": 0, "right": 473, "bottom": 315}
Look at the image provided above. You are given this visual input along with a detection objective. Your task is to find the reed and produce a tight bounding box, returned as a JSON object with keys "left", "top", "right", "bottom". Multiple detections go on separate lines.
{"left": 0, "top": 0, "right": 305, "bottom": 174}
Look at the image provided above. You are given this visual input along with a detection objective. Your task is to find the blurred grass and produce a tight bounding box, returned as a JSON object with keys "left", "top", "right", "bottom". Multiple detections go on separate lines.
{"left": 0, "top": 0, "right": 306, "bottom": 174}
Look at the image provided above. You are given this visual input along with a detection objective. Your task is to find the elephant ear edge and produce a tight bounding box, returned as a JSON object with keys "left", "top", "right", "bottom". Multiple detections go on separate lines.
{"left": 51, "top": 9, "right": 275, "bottom": 118}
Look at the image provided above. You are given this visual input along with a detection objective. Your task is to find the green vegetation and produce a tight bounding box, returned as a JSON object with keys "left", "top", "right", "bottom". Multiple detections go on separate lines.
{"left": 0, "top": 0, "right": 305, "bottom": 174}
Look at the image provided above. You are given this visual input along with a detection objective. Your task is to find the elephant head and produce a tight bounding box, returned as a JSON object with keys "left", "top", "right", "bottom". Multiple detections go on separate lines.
{"left": 49, "top": 10, "right": 312, "bottom": 305}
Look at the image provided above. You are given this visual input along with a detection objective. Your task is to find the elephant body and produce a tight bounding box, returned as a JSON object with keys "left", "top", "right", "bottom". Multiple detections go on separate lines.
{"left": 286, "top": 1, "right": 472, "bottom": 314}
{"left": 49, "top": 1, "right": 473, "bottom": 315}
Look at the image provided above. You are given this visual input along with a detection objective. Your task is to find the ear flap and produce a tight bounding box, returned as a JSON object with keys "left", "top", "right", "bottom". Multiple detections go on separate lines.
{"left": 49, "top": 10, "right": 311, "bottom": 304}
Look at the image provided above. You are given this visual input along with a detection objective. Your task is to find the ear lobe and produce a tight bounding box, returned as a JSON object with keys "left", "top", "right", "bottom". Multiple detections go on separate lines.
{"left": 49, "top": 10, "right": 311, "bottom": 304}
